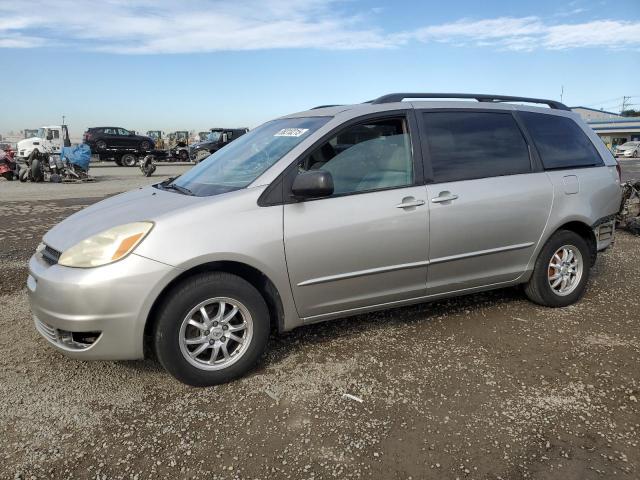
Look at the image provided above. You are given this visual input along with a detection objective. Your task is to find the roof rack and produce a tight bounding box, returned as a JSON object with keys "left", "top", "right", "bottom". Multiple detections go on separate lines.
{"left": 369, "top": 93, "right": 570, "bottom": 111}
{"left": 310, "top": 104, "right": 343, "bottom": 110}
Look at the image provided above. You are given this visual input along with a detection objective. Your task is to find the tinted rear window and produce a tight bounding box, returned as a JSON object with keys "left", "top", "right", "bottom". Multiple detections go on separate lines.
{"left": 519, "top": 112, "right": 603, "bottom": 170}
{"left": 422, "top": 111, "right": 531, "bottom": 183}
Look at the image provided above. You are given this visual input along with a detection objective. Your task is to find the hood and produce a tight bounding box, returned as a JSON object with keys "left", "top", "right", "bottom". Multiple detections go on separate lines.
{"left": 43, "top": 185, "right": 208, "bottom": 252}
{"left": 617, "top": 145, "right": 636, "bottom": 150}
{"left": 17, "top": 137, "right": 41, "bottom": 148}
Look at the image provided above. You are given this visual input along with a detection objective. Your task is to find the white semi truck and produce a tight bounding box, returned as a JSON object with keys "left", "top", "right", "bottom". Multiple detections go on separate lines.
{"left": 16, "top": 125, "right": 71, "bottom": 159}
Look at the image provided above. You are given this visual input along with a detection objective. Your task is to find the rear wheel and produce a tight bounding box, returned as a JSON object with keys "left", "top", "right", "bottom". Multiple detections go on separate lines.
{"left": 179, "top": 149, "right": 189, "bottom": 161}
{"left": 121, "top": 153, "right": 137, "bottom": 167}
{"left": 96, "top": 140, "right": 107, "bottom": 150}
{"left": 19, "top": 167, "right": 29, "bottom": 182}
{"left": 140, "top": 140, "right": 151, "bottom": 151}
{"left": 524, "top": 230, "right": 591, "bottom": 307}
{"left": 154, "top": 272, "right": 270, "bottom": 386}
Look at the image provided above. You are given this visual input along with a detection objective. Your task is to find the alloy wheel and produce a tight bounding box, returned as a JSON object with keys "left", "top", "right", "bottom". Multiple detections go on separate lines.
{"left": 547, "top": 245, "right": 583, "bottom": 296}
{"left": 178, "top": 297, "right": 253, "bottom": 371}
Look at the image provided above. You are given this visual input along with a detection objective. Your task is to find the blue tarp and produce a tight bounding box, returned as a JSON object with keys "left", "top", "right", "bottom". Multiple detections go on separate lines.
{"left": 61, "top": 144, "right": 91, "bottom": 171}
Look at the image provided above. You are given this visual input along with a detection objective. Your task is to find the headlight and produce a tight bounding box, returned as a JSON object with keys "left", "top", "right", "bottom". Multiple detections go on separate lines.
{"left": 58, "top": 222, "right": 153, "bottom": 268}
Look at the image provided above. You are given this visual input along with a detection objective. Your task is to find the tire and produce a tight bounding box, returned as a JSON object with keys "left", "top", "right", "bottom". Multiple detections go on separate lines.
{"left": 19, "top": 167, "right": 28, "bottom": 182}
{"left": 524, "top": 230, "right": 591, "bottom": 307}
{"left": 2, "top": 171, "right": 14, "bottom": 181}
{"left": 633, "top": 150, "right": 638, "bottom": 158}
{"left": 96, "top": 140, "right": 107, "bottom": 150}
{"left": 31, "top": 157, "right": 44, "bottom": 182}
{"left": 114, "top": 158, "right": 123, "bottom": 166}
{"left": 179, "top": 149, "right": 189, "bottom": 161}
{"left": 154, "top": 272, "right": 270, "bottom": 386}
{"left": 121, "top": 153, "right": 137, "bottom": 167}
{"left": 140, "top": 141, "right": 151, "bottom": 151}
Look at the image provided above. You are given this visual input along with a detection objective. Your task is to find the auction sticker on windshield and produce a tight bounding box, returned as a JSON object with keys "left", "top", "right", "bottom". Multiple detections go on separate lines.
{"left": 274, "top": 128, "right": 309, "bottom": 137}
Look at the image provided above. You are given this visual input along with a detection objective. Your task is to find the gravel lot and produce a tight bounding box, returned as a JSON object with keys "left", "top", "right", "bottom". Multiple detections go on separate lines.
{"left": 0, "top": 162, "right": 638, "bottom": 479}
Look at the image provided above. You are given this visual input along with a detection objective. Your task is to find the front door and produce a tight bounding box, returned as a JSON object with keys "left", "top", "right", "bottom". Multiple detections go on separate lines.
{"left": 283, "top": 114, "right": 429, "bottom": 320}
{"left": 418, "top": 110, "right": 553, "bottom": 294}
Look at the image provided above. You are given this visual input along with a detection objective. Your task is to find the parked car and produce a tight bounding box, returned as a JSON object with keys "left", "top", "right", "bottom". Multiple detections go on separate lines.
{"left": 615, "top": 141, "right": 640, "bottom": 158}
{"left": 28, "top": 93, "right": 622, "bottom": 386}
{"left": 83, "top": 127, "right": 154, "bottom": 152}
{"left": 190, "top": 128, "right": 249, "bottom": 162}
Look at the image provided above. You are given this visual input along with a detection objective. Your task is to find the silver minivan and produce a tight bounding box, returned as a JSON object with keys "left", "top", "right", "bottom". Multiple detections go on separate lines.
{"left": 28, "top": 93, "right": 622, "bottom": 385}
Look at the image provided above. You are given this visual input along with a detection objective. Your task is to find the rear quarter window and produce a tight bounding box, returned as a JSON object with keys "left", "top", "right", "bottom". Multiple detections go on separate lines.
{"left": 519, "top": 112, "right": 603, "bottom": 170}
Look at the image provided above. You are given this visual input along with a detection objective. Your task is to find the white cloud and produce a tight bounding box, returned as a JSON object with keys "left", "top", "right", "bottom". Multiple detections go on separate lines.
{"left": 0, "top": 1, "right": 638, "bottom": 54}
{"left": 404, "top": 16, "right": 640, "bottom": 52}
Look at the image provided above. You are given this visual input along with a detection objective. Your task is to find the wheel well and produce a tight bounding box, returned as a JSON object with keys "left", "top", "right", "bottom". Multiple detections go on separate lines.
{"left": 555, "top": 221, "right": 597, "bottom": 265}
{"left": 143, "top": 261, "right": 284, "bottom": 358}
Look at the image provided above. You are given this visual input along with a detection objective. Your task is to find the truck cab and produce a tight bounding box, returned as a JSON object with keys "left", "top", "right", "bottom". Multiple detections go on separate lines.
{"left": 17, "top": 125, "right": 71, "bottom": 159}
{"left": 190, "top": 127, "right": 249, "bottom": 162}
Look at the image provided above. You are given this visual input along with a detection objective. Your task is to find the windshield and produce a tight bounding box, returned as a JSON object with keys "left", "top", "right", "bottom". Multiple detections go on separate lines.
{"left": 621, "top": 142, "right": 638, "bottom": 147}
{"left": 169, "top": 116, "right": 330, "bottom": 196}
{"left": 37, "top": 128, "right": 45, "bottom": 138}
{"left": 206, "top": 131, "right": 222, "bottom": 142}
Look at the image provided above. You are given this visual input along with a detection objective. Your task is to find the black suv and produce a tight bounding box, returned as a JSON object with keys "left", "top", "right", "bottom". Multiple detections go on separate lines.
{"left": 83, "top": 127, "right": 154, "bottom": 152}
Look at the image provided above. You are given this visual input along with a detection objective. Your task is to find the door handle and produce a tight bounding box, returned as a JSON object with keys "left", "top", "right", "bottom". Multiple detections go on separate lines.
{"left": 431, "top": 191, "right": 459, "bottom": 203}
{"left": 395, "top": 199, "right": 425, "bottom": 209}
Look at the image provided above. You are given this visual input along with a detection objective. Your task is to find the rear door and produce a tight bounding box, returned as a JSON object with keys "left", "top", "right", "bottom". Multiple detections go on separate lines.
{"left": 419, "top": 110, "right": 553, "bottom": 294}
{"left": 283, "top": 113, "right": 429, "bottom": 319}
{"left": 102, "top": 128, "right": 119, "bottom": 147}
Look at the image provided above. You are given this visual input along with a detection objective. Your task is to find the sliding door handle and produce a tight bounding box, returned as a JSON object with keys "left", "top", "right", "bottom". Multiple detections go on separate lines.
{"left": 431, "top": 191, "right": 458, "bottom": 203}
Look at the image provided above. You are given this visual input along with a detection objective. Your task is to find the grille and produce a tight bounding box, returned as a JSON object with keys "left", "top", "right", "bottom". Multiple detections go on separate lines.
{"left": 35, "top": 317, "right": 58, "bottom": 343}
{"left": 42, "top": 245, "right": 61, "bottom": 265}
{"left": 34, "top": 317, "right": 100, "bottom": 351}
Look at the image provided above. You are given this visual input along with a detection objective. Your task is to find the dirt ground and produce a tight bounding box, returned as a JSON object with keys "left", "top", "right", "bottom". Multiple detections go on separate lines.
{"left": 0, "top": 164, "right": 638, "bottom": 480}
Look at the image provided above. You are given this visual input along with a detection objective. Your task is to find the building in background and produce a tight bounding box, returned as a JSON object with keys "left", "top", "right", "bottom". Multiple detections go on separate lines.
{"left": 572, "top": 107, "right": 640, "bottom": 151}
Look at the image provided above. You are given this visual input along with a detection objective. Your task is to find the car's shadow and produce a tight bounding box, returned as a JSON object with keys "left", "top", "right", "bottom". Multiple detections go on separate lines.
{"left": 262, "top": 286, "right": 525, "bottom": 366}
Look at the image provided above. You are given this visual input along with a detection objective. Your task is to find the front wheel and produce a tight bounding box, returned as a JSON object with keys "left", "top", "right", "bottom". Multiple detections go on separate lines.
{"left": 154, "top": 272, "right": 270, "bottom": 386}
{"left": 140, "top": 141, "right": 151, "bottom": 151}
{"left": 524, "top": 230, "right": 591, "bottom": 307}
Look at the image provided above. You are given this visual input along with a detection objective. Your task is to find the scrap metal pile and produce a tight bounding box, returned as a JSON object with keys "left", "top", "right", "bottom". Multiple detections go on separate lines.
{"left": 19, "top": 145, "right": 94, "bottom": 183}
{"left": 618, "top": 180, "right": 640, "bottom": 234}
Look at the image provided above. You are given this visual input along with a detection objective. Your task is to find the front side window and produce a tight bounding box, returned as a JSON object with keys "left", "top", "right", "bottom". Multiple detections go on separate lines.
{"left": 168, "top": 116, "right": 330, "bottom": 196}
{"left": 118, "top": 128, "right": 130, "bottom": 136}
{"left": 422, "top": 111, "right": 531, "bottom": 183}
{"left": 297, "top": 117, "right": 414, "bottom": 195}
{"left": 519, "top": 112, "right": 603, "bottom": 170}
{"left": 103, "top": 128, "right": 116, "bottom": 135}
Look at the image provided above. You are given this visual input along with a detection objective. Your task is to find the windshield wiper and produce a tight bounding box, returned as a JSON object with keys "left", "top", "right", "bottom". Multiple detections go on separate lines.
{"left": 163, "top": 183, "right": 194, "bottom": 196}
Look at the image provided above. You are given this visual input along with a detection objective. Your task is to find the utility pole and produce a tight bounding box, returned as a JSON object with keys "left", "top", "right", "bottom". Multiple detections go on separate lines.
{"left": 621, "top": 96, "right": 631, "bottom": 113}
{"left": 62, "top": 114, "right": 66, "bottom": 126}
{"left": 560, "top": 85, "right": 564, "bottom": 103}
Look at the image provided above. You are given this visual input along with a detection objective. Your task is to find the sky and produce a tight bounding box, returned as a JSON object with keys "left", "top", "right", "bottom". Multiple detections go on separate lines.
{"left": 1, "top": 0, "right": 639, "bottom": 138}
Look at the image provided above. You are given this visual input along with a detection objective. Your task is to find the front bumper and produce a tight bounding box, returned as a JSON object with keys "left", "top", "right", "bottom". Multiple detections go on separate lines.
{"left": 616, "top": 150, "right": 635, "bottom": 157}
{"left": 27, "top": 251, "right": 176, "bottom": 360}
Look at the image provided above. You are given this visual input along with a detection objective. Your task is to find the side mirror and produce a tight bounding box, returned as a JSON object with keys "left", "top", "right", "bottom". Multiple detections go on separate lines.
{"left": 291, "top": 170, "right": 334, "bottom": 199}
{"left": 222, "top": 133, "right": 229, "bottom": 143}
